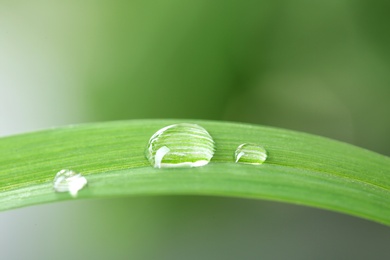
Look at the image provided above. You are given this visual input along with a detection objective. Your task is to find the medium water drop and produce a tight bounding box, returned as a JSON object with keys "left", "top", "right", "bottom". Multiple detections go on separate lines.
{"left": 146, "top": 123, "right": 215, "bottom": 168}
{"left": 53, "top": 169, "right": 87, "bottom": 197}
{"left": 234, "top": 143, "right": 267, "bottom": 165}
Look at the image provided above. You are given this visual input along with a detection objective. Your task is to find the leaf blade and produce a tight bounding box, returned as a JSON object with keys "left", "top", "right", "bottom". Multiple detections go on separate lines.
{"left": 1, "top": 120, "right": 389, "bottom": 225}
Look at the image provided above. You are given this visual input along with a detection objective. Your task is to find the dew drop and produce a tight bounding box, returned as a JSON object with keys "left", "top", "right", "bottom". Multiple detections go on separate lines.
{"left": 146, "top": 123, "right": 215, "bottom": 168}
{"left": 234, "top": 143, "right": 267, "bottom": 165}
{"left": 53, "top": 169, "right": 87, "bottom": 197}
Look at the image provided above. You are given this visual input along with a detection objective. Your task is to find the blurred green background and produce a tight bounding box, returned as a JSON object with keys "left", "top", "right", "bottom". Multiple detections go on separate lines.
{"left": 1, "top": 1, "right": 390, "bottom": 259}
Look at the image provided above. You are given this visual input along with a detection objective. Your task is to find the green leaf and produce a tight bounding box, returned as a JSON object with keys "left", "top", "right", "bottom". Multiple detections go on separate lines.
{"left": 1, "top": 120, "right": 389, "bottom": 226}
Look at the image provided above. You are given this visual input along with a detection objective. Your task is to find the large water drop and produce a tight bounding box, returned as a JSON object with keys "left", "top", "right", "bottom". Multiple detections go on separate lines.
{"left": 146, "top": 123, "right": 215, "bottom": 168}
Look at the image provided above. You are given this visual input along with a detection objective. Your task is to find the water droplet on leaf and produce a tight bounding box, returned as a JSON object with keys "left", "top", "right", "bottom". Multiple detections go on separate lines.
{"left": 234, "top": 143, "right": 267, "bottom": 165}
{"left": 53, "top": 169, "right": 87, "bottom": 197}
{"left": 146, "top": 123, "right": 215, "bottom": 168}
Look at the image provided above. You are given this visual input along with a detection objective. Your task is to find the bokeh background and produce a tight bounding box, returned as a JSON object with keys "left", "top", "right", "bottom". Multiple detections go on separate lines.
{"left": 1, "top": 1, "right": 390, "bottom": 259}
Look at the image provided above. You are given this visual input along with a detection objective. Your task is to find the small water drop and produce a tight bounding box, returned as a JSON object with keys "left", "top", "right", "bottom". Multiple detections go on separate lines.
{"left": 234, "top": 143, "right": 267, "bottom": 165}
{"left": 146, "top": 123, "right": 215, "bottom": 168}
{"left": 53, "top": 169, "right": 87, "bottom": 197}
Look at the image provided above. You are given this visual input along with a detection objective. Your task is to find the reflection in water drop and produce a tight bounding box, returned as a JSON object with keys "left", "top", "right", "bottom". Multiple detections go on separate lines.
{"left": 234, "top": 143, "right": 267, "bottom": 165}
{"left": 146, "top": 123, "right": 215, "bottom": 168}
{"left": 53, "top": 169, "right": 87, "bottom": 197}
